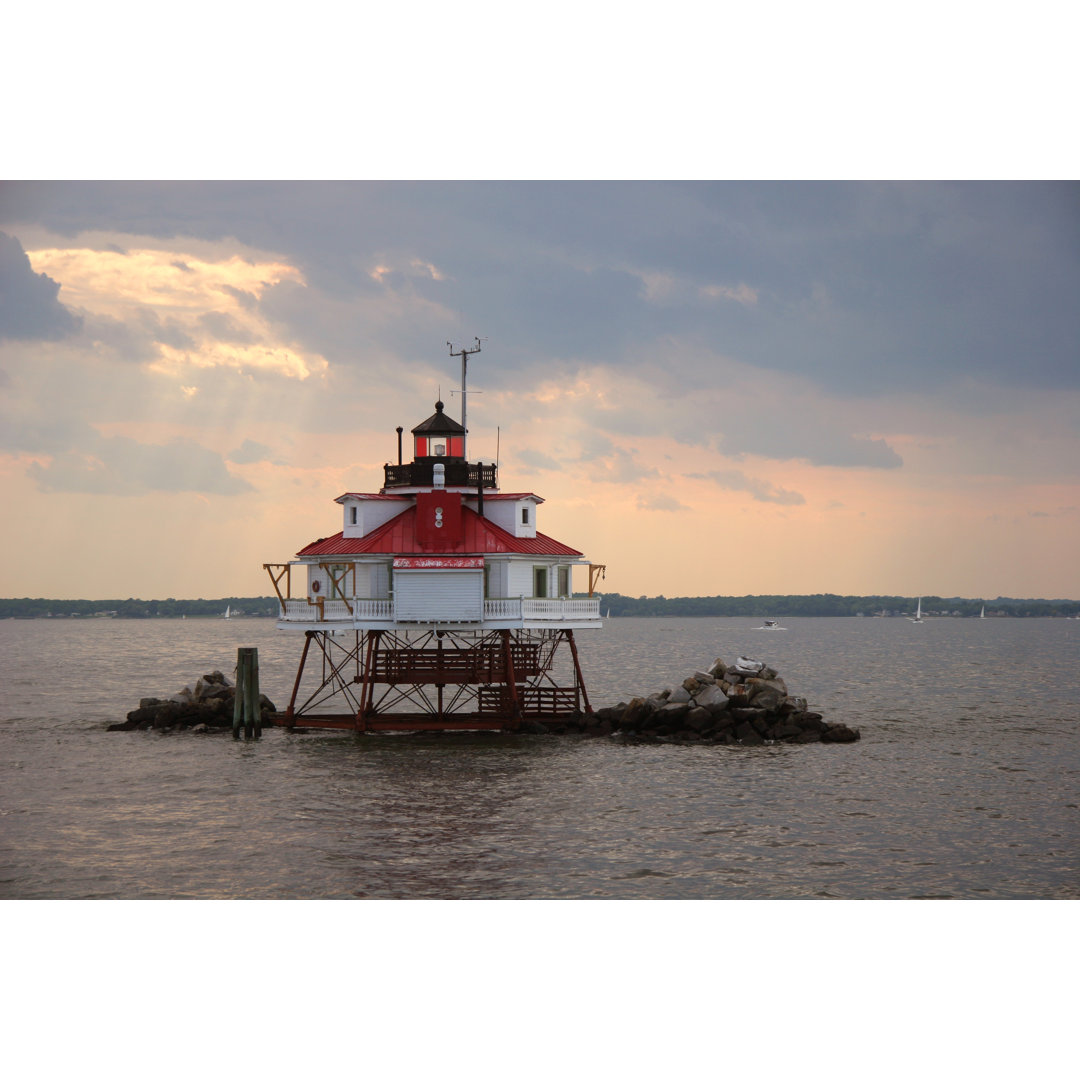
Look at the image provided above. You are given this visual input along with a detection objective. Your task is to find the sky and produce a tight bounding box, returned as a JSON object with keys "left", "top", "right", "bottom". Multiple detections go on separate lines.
{"left": 2, "top": 179, "right": 1077, "bottom": 602}
{"left": 2, "top": 2, "right": 1078, "bottom": 603}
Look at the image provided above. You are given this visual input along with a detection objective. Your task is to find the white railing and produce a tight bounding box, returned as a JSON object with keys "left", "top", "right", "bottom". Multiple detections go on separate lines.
{"left": 321, "top": 599, "right": 353, "bottom": 620}
{"left": 481, "top": 598, "right": 602, "bottom": 620}
{"left": 483, "top": 597, "right": 522, "bottom": 619}
{"left": 280, "top": 597, "right": 382, "bottom": 622}
{"left": 353, "top": 598, "right": 394, "bottom": 620}
{"left": 282, "top": 598, "right": 319, "bottom": 619}
{"left": 280, "top": 596, "right": 601, "bottom": 623}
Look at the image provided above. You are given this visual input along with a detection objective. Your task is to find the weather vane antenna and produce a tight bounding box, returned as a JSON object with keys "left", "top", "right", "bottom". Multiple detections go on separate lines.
{"left": 447, "top": 336, "right": 484, "bottom": 459}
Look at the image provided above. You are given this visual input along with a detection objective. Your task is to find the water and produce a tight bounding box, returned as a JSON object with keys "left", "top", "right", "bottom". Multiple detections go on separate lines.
{"left": 1, "top": 616, "right": 1077, "bottom": 899}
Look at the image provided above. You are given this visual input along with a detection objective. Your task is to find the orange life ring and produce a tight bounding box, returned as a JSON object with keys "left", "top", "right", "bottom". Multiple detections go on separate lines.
{"left": 311, "top": 580, "right": 321, "bottom": 593}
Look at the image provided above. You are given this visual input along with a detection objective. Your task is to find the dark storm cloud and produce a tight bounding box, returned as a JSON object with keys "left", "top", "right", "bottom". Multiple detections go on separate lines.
{"left": 3, "top": 182, "right": 1077, "bottom": 399}
{"left": 0, "top": 231, "right": 82, "bottom": 341}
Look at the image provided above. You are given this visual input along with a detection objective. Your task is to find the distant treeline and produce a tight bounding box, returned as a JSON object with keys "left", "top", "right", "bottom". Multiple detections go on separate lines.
{"left": 0, "top": 597, "right": 280, "bottom": 619}
{"left": 592, "top": 593, "right": 1080, "bottom": 619}
{"left": 2, "top": 593, "right": 1078, "bottom": 620}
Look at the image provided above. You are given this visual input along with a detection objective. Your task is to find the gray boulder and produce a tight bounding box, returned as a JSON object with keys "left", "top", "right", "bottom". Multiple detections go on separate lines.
{"left": 692, "top": 684, "right": 728, "bottom": 709}
{"left": 734, "top": 721, "right": 764, "bottom": 745}
{"left": 821, "top": 723, "right": 860, "bottom": 743}
{"left": 685, "top": 706, "right": 712, "bottom": 732}
{"left": 726, "top": 683, "right": 752, "bottom": 705}
{"left": 733, "top": 656, "right": 765, "bottom": 676}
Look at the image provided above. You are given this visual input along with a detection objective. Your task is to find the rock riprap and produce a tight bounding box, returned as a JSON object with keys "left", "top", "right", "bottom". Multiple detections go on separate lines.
{"left": 109, "top": 670, "right": 276, "bottom": 732}
{"left": 578, "top": 655, "right": 860, "bottom": 744}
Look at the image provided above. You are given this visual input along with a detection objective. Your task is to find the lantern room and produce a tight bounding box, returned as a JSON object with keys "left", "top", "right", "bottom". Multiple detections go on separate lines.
{"left": 383, "top": 400, "right": 497, "bottom": 491}
{"left": 412, "top": 400, "right": 464, "bottom": 460}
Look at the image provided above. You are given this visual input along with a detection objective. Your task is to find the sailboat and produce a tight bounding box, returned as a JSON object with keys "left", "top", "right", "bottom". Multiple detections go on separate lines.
{"left": 908, "top": 598, "right": 923, "bottom": 624}
{"left": 979, "top": 605, "right": 985, "bottom": 619}
{"left": 223, "top": 605, "right": 231, "bottom": 620}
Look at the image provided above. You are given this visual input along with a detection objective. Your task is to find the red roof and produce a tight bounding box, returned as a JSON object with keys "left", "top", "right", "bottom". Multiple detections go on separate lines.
{"left": 480, "top": 492, "right": 544, "bottom": 503}
{"left": 296, "top": 504, "right": 583, "bottom": 558}
{"left": 334, "top": 493, "right": 410, "bottom": 504}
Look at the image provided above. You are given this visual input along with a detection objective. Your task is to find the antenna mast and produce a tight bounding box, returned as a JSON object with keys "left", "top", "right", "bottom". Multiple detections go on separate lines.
{"left": 447, "top": 337, "right": 482, "bottom": 459}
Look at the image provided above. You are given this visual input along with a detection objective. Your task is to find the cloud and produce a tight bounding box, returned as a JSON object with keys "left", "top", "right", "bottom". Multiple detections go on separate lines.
{"left": 227, "top": 438, "right": 274, "bottom": 464}
{"left": 637, "top": 492, "right": 689, "bottom": 511}
{"left": 700, "top": 282, "right": 758, "bottom": 305}
{"left": 6, "top": 182, "right": 1078, "bottom": 405}
{"left": 27, "top": 434, "right": 255, "bottom": 495}
{"left": 714, "top": 422, "right": 903, "bottom": 469}
{"left": 514, "top": 448, "right": 562, "bottom": 472}
{"left": 591, "top": 446, "right": 660, "bottom": 484}
{"left": 217, "top": 284, "right": 258, "bottom": 310}
{"left": 14, "top": 243, "right": 328, "bottom": 381}
{"left": 0, "top": 231, "right": 82, "bottom": 341}
{"left": 199, "top": 310, "right": 256, "bottom": 342}
{"left": 688, "top": 468, "right": 806, "bottom": 505}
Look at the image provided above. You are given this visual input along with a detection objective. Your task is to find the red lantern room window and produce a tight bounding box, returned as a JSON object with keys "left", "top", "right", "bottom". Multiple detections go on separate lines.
{"left": 415, "top": 435, "right": 464, "bottom": 458}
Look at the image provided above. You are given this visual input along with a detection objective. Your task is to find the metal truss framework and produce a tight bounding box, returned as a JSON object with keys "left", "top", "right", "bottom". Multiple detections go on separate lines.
{"left": 276, "top": 626, "right": 592, "bottom": 732}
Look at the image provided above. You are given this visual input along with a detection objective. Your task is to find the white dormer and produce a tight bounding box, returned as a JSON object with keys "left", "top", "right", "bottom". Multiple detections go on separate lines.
{"left": 480, "top": 493, "right": 542, "bottom": 539}
{"left": 337, "top": 494, "right": 409, "bottom": 538}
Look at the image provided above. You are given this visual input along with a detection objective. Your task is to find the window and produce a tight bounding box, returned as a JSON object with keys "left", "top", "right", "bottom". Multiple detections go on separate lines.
{"left": 349, "top": 506, "right": 358, "bottom": 526}
{"left": 533, "top": 566, "right": 547, "bottom": 597}
{"left": 558, "top": 566, "right": 569, "bottom": 597}
{"left": 521, "top": 506, "right": 530, "bottom": 525}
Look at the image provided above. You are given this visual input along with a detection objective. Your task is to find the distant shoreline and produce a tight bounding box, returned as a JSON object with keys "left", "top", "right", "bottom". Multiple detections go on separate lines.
{"left": 2, "top": 593, "right": 1078, "bottom": 620}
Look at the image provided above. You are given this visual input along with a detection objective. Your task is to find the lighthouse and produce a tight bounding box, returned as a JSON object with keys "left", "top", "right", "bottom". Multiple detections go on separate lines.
{"left": 263, "top": 354, "right": 605, "bottom": 732}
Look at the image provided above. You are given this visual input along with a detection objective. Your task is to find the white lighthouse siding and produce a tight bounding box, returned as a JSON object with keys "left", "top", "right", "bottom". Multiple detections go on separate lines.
{"left": 484, "top": 558, "right": 509, "bottom": 599}
{"left": 341, "top": 498, "right": 407, "bottom": 539}
{"left": 507, "top": 559, "right": 557, "bottom": 597}
{"left": 482, "top": 498, "right": 539, "bottom": 539}
{"left": 394, "top": 568, "right": 484, "bottom": 622}
{"left": 372, "top": 561, "right": 391, "bottom": 599}
{"left": 307, "top": 563, "right": 328, "bottom": 598}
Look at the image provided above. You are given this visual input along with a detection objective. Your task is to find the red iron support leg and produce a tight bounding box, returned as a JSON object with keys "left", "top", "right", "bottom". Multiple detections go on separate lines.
{"left": 285, "top": 630, "right": 315, "bottom": 725}
{"left": 565, "top": 629, "right": 592, "bottom": 714}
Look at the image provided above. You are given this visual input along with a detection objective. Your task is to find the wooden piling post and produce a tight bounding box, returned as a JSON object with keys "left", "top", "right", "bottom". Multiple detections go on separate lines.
{"left": 246, "top": 647, "right": 260, "bottom": 739}
{"left": 232, "top": 649, "right": 246, "bottom": 739}
{"left": 233, "top": 647, "right": 260, "bottom": 739}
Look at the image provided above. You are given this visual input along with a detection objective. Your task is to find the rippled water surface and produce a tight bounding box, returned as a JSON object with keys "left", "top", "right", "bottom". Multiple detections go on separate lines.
{"left": 2, "top": 616, "right": 1077, "bottom": 898}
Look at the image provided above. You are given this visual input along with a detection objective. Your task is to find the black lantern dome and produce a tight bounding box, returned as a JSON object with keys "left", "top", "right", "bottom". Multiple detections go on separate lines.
{"left": 411, "top": 400, "right": 465, "bottom": 460}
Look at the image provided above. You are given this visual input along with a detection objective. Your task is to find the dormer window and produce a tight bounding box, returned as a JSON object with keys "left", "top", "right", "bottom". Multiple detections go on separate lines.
{"left": 522, "top": 507, "right": 530, "bottom": 525}
{"left": 349, "top": 506, "right": 358, "bottom": 526}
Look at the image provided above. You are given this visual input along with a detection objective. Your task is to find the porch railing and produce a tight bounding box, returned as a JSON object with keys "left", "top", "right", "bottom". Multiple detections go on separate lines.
{"left": 278, "top": 596, "right": 600, "bottom": 623}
